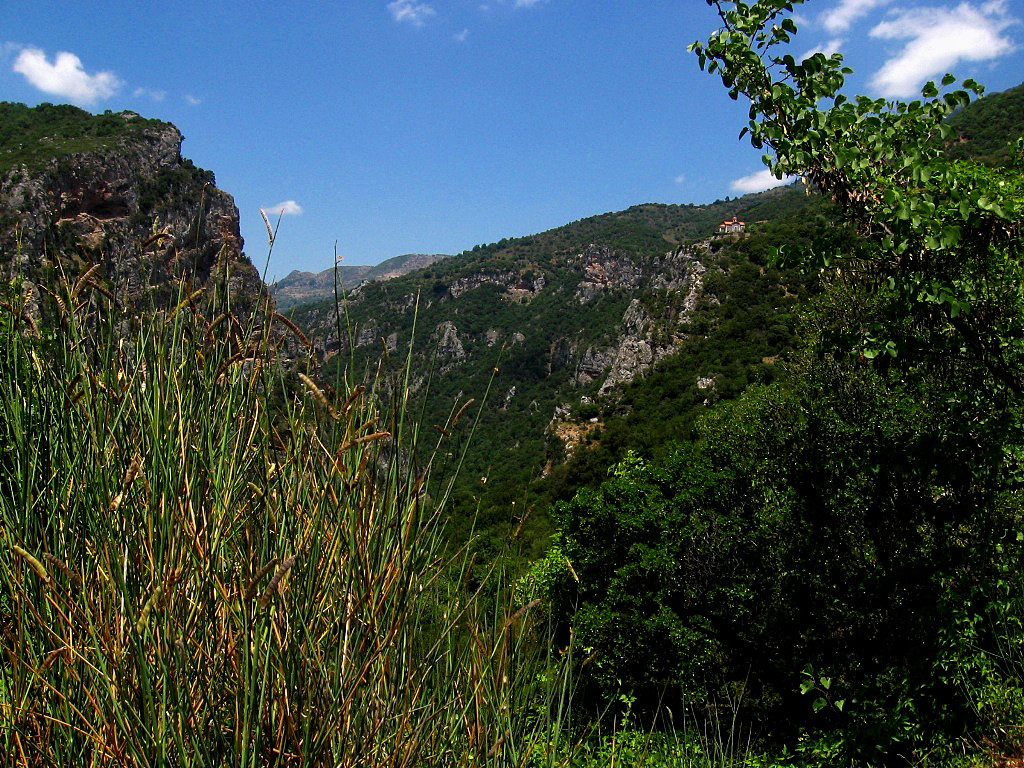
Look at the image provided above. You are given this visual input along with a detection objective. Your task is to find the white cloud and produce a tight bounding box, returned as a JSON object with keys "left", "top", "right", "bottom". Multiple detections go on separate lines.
{"left": 513, "top": 0, "right": 544, "bottom": 7}
{"left": 12, "top": 47, "right": 121, "bottom": 105}
{"left": 453, "top": 28, "right": 470, "bottom": 42}
{"left": 674, "top": 173, "right": 687, "bottom": 185}
{"left": 821, "top": 0, "right": 892, "bottom": 34}
{"left": 262, "top": 200, "right": 304, "bottom": 216}
{"left": 869, "top": 1, "right": 1016, "bottom": 98}
{"left": 133, "top": 86, "right": 166, "bottom": 102}
{"left": 730, "top": 169, "right": 793, "bottom": 194}
{"left": 801, "top": 38, "right": 845, "bottom": 60}
{"left": 184, "top": 94, "right": 201, "bottom": 106}
{"left": 388, "top": 0, "right": 436, "bottom": 26}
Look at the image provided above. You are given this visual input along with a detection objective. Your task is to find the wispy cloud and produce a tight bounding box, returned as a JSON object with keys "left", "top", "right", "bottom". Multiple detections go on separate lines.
{"left": 673, "top": 173, "right": 687, "bottom": 185}
{"left": 730, "top": 169, "right": 793, "bottom": 194}
{"left": 12, "top": 47, "right": 121, "bottom": 105}
{"left": 133, "top": 86, "right": 166, "bottom": 102}
{"left": 453, "top": 28, "right": 470, "bottom": 42}
{"left": 869, "top": 1, "right": 1017, "bottom": 98}
{"left": 513, "top": 0, "right": 544, "bottom": 7}
{"left": 801, "top": 38, "right": 845, "bottom": 60}
{"left": 821, "top": 0, "right": 892, "bottom": 34}
{"left": 388, "top": 0, "right": 436, "bottom": 26}
{"left": 262, "top": 200, "right": 304, "bottom": 216}
{"left": 1, "top": 42, "right": 21, "bottom": 62}
{"left": 184, "top": 94, "right": 201, "bottom": 106}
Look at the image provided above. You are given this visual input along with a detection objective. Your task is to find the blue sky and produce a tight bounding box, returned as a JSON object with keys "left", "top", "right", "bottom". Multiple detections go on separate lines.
{"left": 2, "top": 1, "right": 1022, "bottom": 278}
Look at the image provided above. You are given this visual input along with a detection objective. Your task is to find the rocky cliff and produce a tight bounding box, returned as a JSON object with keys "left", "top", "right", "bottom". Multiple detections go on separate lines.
{"left": 0, "top": 103, "right": 266, "bottom": 324}
{"left": 298, "top": 241, "right": 709, "bottom": 396}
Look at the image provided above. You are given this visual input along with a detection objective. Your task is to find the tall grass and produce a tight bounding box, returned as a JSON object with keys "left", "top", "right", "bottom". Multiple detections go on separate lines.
{"left": 0, "top": 261, "right": 556, "bottom": 767}
{"left": 0, "top": 252, "right": 761, "bottom": 767}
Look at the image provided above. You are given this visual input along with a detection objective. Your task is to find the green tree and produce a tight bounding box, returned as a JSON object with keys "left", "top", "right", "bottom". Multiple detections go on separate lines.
{"left": 689, "top": 1, "right": 1024, "bottom": 413}
{"left": 535, "top": 2, "right": 1024, "bottom": 763}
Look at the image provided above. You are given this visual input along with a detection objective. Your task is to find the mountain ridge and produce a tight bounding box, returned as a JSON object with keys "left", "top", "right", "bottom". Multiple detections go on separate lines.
{"left": 271, "top": 252, "right": 451, "bottom": 309}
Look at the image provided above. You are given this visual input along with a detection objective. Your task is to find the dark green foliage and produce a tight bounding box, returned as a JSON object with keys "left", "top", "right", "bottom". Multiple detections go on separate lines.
{"left": 287, "top": 187, "right": 821, "bottom": 558}
{"left": 130, "top": 159, "right": 215, "bottom": 228}
{"left": 0, "top": 102, "right": 168, "bottom": 175}
{"left": 443, "top": 185, "right": 806, "bottom": 270}
{"left": 543, "top": 345, "right": 1022, "bottom": 758}
{"left": 946, "top": 83, "right": 1024, "bottom": 167}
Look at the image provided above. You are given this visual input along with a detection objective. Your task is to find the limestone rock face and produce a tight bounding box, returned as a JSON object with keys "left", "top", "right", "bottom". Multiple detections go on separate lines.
{"left": 573, "top": 245, "right": 643, "bottom": 303}
{"left": 576, "top": 345, "right": 616, "bottom": 387}
{"left": 599, "top": 300, "right": 657, "bottom": 395}
{"left": 449, "top": 270, "right": 516, "bottom": 299}
{"left": 434, "top": 320, "right": 466, "bottom": 368}
{"left": 0, "top": 108, "right": 265, "bottom": 324}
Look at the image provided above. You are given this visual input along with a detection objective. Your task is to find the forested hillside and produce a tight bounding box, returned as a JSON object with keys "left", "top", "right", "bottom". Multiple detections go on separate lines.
{"left": 285, "top": 73, "right": 1024, "bottom": 562}
{"left": 287, "top": 184, "right": 819, "bottom": 552}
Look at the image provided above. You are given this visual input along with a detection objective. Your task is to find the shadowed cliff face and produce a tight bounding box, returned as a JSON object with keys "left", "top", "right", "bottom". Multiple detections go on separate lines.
{"left": 0, "top": 107, "right": 265, "bottom": 322}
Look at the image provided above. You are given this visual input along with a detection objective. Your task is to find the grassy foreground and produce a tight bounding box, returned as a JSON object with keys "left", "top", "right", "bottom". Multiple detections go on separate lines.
{"left": 9, "top": 258, "right": 1015, "bottom": 767}
{"left": 0, "top": 263, "right": 578, "bottom": 766}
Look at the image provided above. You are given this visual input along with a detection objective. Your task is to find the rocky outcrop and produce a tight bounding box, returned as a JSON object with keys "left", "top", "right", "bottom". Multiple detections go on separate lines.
{"left": 297, "top": 238, "right": 712, "bottom": 398}
{"left": 0, "top": 106, "right": 266, "bottom": 325}
{"left": 449, "top": 270, "right": 517, "bottom": 299}
{"left": 598, "top": 300, "right": 657, "bottom": 394}
{"left": 572, "top": 245, "right": 643, "bottom": 303}
{"left": 575, "top": 345, "right": 616, "bottom": 387}
{"left": 433, "top": 320, "right": 466, "bottom": 369}
{"left": 594, "top": 247, "right": 708, "bottom": 394}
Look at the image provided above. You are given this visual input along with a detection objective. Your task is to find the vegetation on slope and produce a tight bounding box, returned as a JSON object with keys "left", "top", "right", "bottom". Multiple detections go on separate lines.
{"left": 287, "top": 184, "right": 816, "bottom": 559}
{"left": 946, "top": 82, "right": 1024, "bottom": 166}
{"left": 540, "top": 197, "right": 840, "bottom": 504}
{"left": 5, "top": 8, "right": 1024, "bottom": 761}
{"left": 0, "top": 101, "right": 168, "bottom": 175}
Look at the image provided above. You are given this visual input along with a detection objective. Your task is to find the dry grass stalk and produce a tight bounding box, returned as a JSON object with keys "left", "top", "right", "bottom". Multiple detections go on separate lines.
{"left": 337, "top": 431, "right": 391, "bottom": 455}
{"left": 259, "top": 556, "right": 297, "bottom": 611}
{"left": 273, "top": 312, "right": 313, "bottom": 352}
{"left": 451, "top": 398, "right": 476, "bottom": 427}
{"left": 259, "top": 208, "right": 275, "bottom": 243}
{"left": 41, "top": 554, "right": 82, "bottom": 589}
{"left": 244, "top": 558, "right": 280, "bottom": 603}
{"left": 140, "top": 231, "right": 173, "bottom": 251}
{"left": 70, "top": 263, "right": 102, "bottom": 300}
{"left": 166, "top": 287, "right": 206, "bottom": 322}
{"left": 12, "top": 544, "right": 50, "bottom": 584}
{"left": 298, "top": 373, "right": 339, "bottom": 420}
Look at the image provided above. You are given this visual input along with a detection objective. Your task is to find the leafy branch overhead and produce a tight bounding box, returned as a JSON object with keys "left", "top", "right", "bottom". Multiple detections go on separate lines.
{"left": 690, "top": 0, "right": 1024, "bottom": 396}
